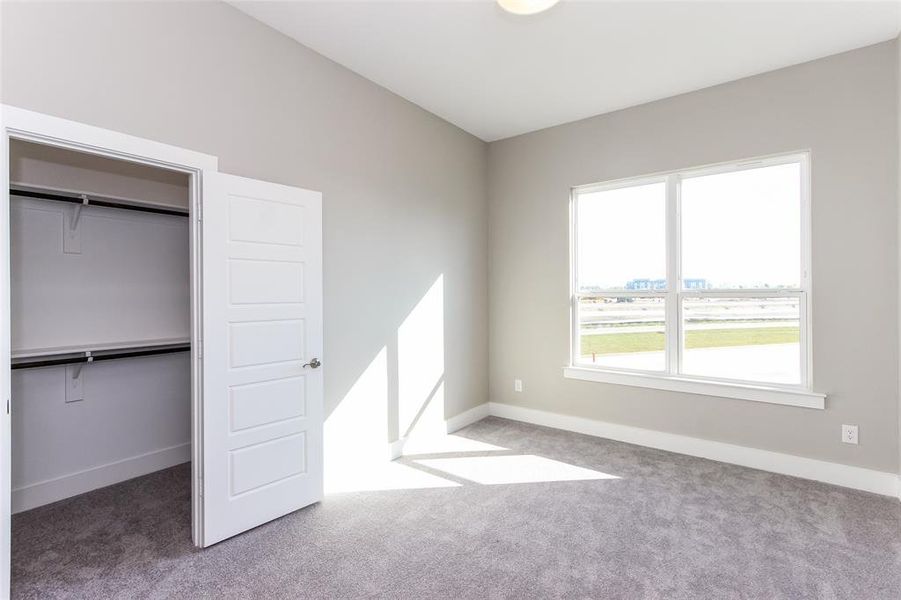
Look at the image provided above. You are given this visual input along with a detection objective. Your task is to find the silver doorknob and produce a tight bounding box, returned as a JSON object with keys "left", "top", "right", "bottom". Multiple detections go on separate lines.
{"left": 303, "top": 358, "right": 321, "bottom": 369}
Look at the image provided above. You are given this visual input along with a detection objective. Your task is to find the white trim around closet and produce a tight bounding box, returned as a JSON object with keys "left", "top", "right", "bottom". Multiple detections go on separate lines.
{"left": 0, "top": 104, "right": 219, "bottom": 595}
{"left": 1, "top": 107, "right": 217, "bottom": 173}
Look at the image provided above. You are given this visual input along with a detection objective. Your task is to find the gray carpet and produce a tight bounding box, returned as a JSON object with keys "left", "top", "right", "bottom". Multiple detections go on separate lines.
{"left": 12, "top": 416, "right": 901, "bottom": 599}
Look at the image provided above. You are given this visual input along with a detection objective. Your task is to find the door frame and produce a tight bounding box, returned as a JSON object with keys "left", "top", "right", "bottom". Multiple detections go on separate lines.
{"left": 0, "top": 105, "right": 219, "bottom": 593}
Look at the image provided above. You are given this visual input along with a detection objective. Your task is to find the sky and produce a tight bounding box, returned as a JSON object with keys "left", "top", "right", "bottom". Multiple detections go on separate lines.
{"left": 577, "top": 162, "right": 801, "bottom": 291}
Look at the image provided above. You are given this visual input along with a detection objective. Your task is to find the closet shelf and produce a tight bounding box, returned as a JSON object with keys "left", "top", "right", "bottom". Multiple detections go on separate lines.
{"left": 10, "top": 184, "right": 189, "bottom": 217}
{"left": 11, "top": 339, "right": 190, "bottom": 370}
{"left": 12, "top": 337, "right": 191, "bottom": 359}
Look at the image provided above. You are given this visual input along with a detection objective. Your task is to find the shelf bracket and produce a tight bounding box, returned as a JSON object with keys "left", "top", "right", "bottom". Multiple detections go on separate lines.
{"left": 66, "top": 353, "right": 91, "bottom": 403}
{"left": 64, "top": 195, "right": 89, "bottom": 254}
{"left": 70, "top": 195, "right": 89, "bottom": 231}
{"left": 71, "top": 351, "right": 93, "bottom": 380}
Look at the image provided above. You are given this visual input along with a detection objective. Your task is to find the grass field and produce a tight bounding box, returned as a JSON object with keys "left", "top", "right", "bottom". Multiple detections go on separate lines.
{"left": 581, "top": 326, "right": 799, "bottom": 355}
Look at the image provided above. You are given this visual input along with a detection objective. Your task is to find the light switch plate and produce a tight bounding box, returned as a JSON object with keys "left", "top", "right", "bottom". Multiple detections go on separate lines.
{"left": 514, "top": 378, "right": 523, "bottom": 392}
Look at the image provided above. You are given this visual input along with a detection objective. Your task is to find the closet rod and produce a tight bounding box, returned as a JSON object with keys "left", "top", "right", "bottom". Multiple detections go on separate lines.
{"left": 10, "top": 186, "right": 189, "bottom": 217}
{"left": 11, "top": 344, "right": 191, "bottom": 370}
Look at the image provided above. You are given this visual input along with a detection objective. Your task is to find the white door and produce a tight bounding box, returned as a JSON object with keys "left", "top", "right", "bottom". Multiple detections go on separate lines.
{"left": 201, "top": 173, "right": 323, "bottom": 546}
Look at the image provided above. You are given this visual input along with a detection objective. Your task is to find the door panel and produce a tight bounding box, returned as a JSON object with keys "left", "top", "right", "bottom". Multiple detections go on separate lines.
{"left": 229, "top": 377, "right": 306, "bottom": 432}
{"left": 228, "top": 320, "right": 305, "bottom": 367}
{"left": 229, "top": 260, "right": 304, "bottom": 304}
{"left": 202, "top": 173, "right": 322, "bottom": 546}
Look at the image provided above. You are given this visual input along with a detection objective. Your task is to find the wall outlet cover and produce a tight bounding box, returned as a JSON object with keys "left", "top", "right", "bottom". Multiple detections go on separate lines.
{"left": 514, "top": 378, "right": 523, "bottom": 392}
{"left": 841, "top": 424, "right": 858, "bottom": 445}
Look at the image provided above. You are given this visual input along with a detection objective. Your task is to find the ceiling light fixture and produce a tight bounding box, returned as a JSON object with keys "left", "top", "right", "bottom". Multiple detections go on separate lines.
{"left": 497, "top": 0, "right": 560, "bottom": 16}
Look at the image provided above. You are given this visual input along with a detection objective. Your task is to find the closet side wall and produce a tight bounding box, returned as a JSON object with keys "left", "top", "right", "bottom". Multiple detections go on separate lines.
{"left": 9, "top": 143, "right": 191, "bottom": 512}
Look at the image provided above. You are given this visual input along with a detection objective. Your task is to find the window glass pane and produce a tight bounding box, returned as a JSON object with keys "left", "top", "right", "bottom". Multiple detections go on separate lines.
{"left": 577, "top": 182, "right": 665, "bottom": 292}
{"left": 576, "top": 297, "right": 665, "bottom": 371}
{"left": 681, "top": 297, "right": 800, "bottom": 384}
{"left": 681, "top": 163, "right": 801, "bottom": 289}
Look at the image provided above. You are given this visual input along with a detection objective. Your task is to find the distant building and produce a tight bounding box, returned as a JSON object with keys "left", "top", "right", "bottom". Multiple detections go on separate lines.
{"left": 625, "top": 278, "right": 666, "bottom": 290}
{"left": 625, "top": 278, "right": 709, "bottom": 290}
{"left": 585, "top": 278, "right": 711, "bottom": 291}
{"left": 683, "top": 278, "right": 710, "bottom": 289}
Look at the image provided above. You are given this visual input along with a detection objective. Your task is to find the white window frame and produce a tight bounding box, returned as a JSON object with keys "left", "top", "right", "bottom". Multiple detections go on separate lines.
{"left": 564, "top": 151, "right": 825, "bottom": 410}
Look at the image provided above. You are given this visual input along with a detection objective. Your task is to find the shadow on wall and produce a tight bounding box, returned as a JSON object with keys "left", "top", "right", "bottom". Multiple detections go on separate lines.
{"left": 324, "top": 275, "right": 619, "bottom": 493}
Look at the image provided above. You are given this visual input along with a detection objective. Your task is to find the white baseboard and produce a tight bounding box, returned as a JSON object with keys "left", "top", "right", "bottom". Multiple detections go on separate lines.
{"left": 487, "top": 402, "right": 900, "bottom": 498}
{"left": 388, "top": 438, "right": 406, "bottom": 461}
{"left": 446, "top": 403, "right": 491, "bottom": 434}
{"left": 388, "top": 404, "right": 493, "bottom": 460}
{"left": 12, "top": 443, "right": 191, "bottom": 513}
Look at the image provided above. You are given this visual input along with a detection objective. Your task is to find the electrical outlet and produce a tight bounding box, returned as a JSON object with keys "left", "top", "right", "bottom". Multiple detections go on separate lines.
{"left": 841, "top": 424, "right": 858, "bottom": 445}
{"left": 513, "top": 378, "right": 523, "bottom": 392}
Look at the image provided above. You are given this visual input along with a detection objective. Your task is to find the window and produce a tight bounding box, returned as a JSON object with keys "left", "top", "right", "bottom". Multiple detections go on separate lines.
{"left": 568, "top": 153, "right": 822, "bottom": 407}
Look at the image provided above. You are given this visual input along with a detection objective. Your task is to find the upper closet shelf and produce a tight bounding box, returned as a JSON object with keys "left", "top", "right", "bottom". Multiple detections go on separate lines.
{"left": 10, "top": 183, "right": 189, "bottom": 217}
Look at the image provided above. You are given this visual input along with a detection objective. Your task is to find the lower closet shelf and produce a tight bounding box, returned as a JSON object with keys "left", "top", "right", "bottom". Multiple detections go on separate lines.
{"left": 11, "top": 340, "right": 191, "bottom": 370}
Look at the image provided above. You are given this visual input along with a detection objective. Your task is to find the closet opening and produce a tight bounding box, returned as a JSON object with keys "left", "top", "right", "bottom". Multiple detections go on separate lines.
{"left": 7, "top": 139, "right": 198, "bottom": 582}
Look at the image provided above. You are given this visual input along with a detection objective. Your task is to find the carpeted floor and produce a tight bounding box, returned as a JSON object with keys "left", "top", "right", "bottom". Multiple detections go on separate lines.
{"left": 12, "top": 416, "right": 901, "bottom": 599}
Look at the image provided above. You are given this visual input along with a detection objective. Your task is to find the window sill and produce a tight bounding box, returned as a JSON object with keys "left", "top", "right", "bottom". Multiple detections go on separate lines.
{"left": 562, "top": 366, "right": 825, "bottom": 409}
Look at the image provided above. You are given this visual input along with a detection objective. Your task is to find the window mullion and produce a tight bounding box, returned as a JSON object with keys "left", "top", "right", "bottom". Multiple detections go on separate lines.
{"left": 665, "top": 174, "right": 681, "bottom": 375}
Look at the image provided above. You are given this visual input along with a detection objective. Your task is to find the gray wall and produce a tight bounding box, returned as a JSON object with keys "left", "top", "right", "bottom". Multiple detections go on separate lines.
{"left": 3, "top": 1, "right": 896, "bottom": 475}
{"left": 488, "top": 41, "right": 900, "bottom": 473}
{"left": 0, "top": 1, "right": 489, "bottom": 446}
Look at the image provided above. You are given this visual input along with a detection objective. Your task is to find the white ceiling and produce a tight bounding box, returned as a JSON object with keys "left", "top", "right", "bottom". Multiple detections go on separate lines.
{"left": 231, "top": 0, "right": 901, "bottom": 141}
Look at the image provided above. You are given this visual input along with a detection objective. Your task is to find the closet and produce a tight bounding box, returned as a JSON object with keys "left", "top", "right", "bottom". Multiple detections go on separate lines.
{"left": 8, "top": 140, "right": 192, "bottom": 514}
{"left": 1, "top": 107, "right": 325, "bottom": 594}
